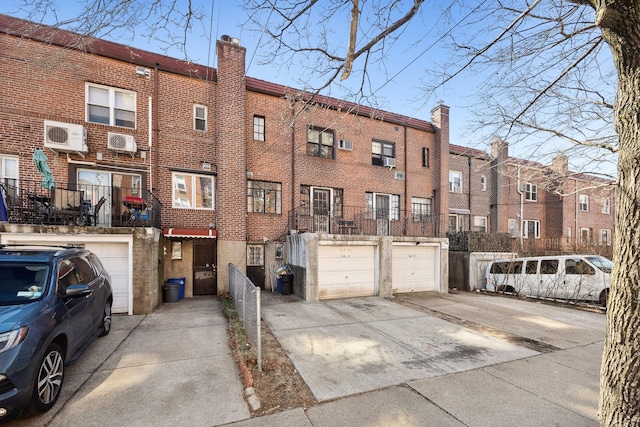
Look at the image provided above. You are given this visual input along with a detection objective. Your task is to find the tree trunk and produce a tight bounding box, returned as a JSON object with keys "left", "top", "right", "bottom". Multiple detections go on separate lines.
{"left": 596, "top": 1, "right": 640, "bottom": 425}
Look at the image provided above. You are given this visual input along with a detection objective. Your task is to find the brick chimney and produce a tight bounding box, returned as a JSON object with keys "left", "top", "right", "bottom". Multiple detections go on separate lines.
{"left": 490, "top": 138, "right": 508, "bottom": 233}
{"left": 551, "top": 153, "right": 569, "bottom": 174}
{"left": 431, "top": 104, "right": 450, "bottom": 236}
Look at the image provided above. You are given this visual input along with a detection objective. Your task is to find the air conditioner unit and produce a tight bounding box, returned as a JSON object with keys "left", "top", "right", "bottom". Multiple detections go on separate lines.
{"left": 338, "top": 139, "right": 353, "bottom": 150}
{"left": 383, "top": 157, "right": 397, "bottom": 168}
{"left": 43, "top": 120, "right": 88, "bottom": 154}
{"left": 108, "top": 132, "right": 137, "bottom": 154}
{"left": 394, "top": 171, "right": 405, "bottom": 181}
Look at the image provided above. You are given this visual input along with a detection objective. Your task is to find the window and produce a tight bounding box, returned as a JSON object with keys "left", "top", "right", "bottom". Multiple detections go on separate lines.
{"left": 565, "top": 258, "right": 595, "bottom": 275}
{"left": 540, "top": 259, "right": 558, "bottom": 274}
{"left": 525, "top": 260, "right": 538, "bottom": 274}
{"left": 522, "top": 219, "right": 540, "bottom": 238}
{"left": 567, "top": 226, "right": 572, "bottom": 243}
{"left": 600, "top": 229, "right": 612, "bottom": 246}
{"left": 194, "top": 104, "right": 207, "bottom": 131}
{"left": 246, "top": 244, "right": 264, "bottom": 267}
{"left": 171, "top": 172, "right": 214, "bottom": 209}
{"left": 580, "top": 227, "right": 591, "bottom": 243}
{"left": 473, "top": 216, "right": 487, "bottom": 232}
{"left": 86, "top": 83, "right": 136, "bottom": 128}
{"left": 580, "top": 195, "right": 589, "bottom": 212}
{"left": 480, "top": 176, "right": 487, "bottom": 191}
{"left": 422, "top": 148, "right": 429, "bottom": 167}
{"left": 372, "top": 140, "right": 395, "bottom": 166}
{"left": 448, "top": 214, "right": 463, "bottom": 232}
{"left": 253, "top": 115, "right": 265, "bottom": 141}
{"left": 602, "top": 197, "right": 611, "bottom": 214}
{"left": 449, "top": 171, "right": 462, "bottom": 193}
{"left": 411, "top": 197, "right": 431, "bottom": 221}
{"left": 524, "top": 183, "right": 537, "bottom": 201}
{"left": 508, "top": 218, "right": 519, "bottom": 237}
{"left": 366, "top": 192, "right": 400, "bottom": 220}
{"left": 247, "top": 181, "right": 281, "bottom": 214}
{"left": 307, "top": 127, "right": 334, "bottom": 159}
{"left": 0, "top": 155, "right": 18, "bottom": 188}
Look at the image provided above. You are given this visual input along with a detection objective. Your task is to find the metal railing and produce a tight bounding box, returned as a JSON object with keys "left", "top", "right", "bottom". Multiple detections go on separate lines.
{"left": 288, "top": 205, "right": 446, "bottom": 237}
{"left": 228, "top": 263, "right": 262, "bottom": 371}
{"left": 0, "top": 179, "right": 161, "bottom": 228}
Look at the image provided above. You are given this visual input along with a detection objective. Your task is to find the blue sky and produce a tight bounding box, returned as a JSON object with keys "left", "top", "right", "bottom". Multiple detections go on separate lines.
{"left": 0, "top": 1, "right": 618, "bottom": 175}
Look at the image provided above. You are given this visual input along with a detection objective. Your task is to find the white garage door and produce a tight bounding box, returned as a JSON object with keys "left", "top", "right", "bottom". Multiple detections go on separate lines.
{"left": 84, "top": 242, "right": 130, "bottom": 314}
{"left": 392, "top": 244, "right": 438, "bottom": 293}
{"left": 318, "top": 245, "right": 376, "bottom": 299}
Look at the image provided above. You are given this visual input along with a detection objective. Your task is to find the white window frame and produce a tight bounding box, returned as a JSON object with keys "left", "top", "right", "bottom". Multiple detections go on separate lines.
{"left": 449, "top": 171, "right": 462, "bottom": 193}
{"left": 524, "top": 182, "right": 537, "bottom": 201}
{"left": 580, "top": 227, "right": 591, "bottom": 243}
{"left": 0, "top": 155, "right": 19, "bottom": 187}
{"left": 253, "top": 115, "right": 265, "bottom": 141}
{"left": 580, "top": 194, "right": 589, "bottom": 212}
{"left": 602, "top": 197, "right": 611, "bottom": 214}
{"left": 194, "top": 104, "right": 207, "bottom": 131}
{"left": 522, "top": 219, "right": 541, "bottom": 239}
{"left": 86, "top": 82, "right": 136, "bottom": 128}
{"left": 600, "top": 229, "right": 612, "bottom": 246}
{"left": 411, "top": 196, "right": 431, "bottom": 221}
{"left": 480, "top": 175, "right": 487, "bottom": 191}
{"left": 473, "top": 216, "right": 488, "bottom": 232}
{"left": 171, "top": 172, "right": 214, "bottom": 210}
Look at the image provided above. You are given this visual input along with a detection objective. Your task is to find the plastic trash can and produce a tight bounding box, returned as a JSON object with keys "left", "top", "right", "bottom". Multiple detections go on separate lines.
{"left": 279, "top": 273, "right": 293, "bottom": 295}
{"left": 163, "top": 282, "right": 180, "bottom": 303}
{"left": 167, "top": 277, "right": 186, "bottom": 299}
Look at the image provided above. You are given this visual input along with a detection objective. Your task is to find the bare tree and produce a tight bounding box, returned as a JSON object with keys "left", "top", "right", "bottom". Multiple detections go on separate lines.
{"left": 243, "top": 0, "right": 638, "bottom": 423}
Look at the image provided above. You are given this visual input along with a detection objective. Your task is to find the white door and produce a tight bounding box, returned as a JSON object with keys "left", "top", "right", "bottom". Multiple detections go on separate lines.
{"left": 392, "top": 244, "right": 438, "bottom": 293}
{"left": 318, "top": 245, "right": 376, "bottom": 299}
{"left": 82, "top": 242, "right": 130, "bottom": 314}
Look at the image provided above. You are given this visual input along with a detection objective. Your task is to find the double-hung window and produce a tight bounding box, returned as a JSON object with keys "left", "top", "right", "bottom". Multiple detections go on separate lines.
{"left": 602, "top": 197, "right": 611, "bottom": 214}
{"left": 247, "top": 181, "right": 281, "bottom": 214}
{"left": 449, "top": 171, "right": 462, "bottom": 193}
{"left": 307, "top": 127, "right": 334, "bottom": 159}
{"left": 171, "top": 172, "right": 214, "bottom": 209}
{"left": 580, "top": 195, "right": 589, "bottom": 212}
{"left": 523, "top": 219, "right": 541, "bottom": 238}
{"left": 524, "top": 183, "right": 537, "bottom": 201}
{"left": 0, "top": 155, "right": 18, "bottom": 188}
{"left": 194, "top": 104, "right": 207, "bottom": 131}
{"left": 86, "top": 83, "right": 136, "bottom": 128}
{"left": 254, "top": 116, "right": 265, "bottom": 141}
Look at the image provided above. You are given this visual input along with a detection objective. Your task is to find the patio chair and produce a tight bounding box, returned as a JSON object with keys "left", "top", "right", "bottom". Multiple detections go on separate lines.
{"left": 92, "top": 196, "right": 107, "bottom": 226}
{"left": 50, "top": 188, "right": 84, "bottom": 225}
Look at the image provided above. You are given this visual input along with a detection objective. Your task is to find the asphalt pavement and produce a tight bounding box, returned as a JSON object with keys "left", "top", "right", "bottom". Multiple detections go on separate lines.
{"left": 7, "top": 291, "right": 605, "bottom": 426}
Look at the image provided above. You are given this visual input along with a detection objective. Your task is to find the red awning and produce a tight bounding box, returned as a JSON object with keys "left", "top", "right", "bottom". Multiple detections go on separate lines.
{"left": 163, "top": 228, "right": 217, "bottom": 239}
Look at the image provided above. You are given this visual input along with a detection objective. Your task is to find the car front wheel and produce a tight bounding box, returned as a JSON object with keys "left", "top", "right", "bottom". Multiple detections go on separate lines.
{"left": 25, "top": 343, "right": 65, "bottom": 415}
{"left": 99, "top": 300, "right": 112, "bottom": 337}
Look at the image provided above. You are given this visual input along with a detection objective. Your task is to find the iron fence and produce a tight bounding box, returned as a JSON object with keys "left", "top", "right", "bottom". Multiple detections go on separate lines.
{"left": 0, "top": 179, "right": 161, "bottom": 228}
{"left": 228, "top": 263, "right": 262, "bottom": 371}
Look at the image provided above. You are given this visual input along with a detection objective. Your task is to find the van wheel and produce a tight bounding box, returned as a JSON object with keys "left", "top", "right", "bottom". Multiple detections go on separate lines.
{"left": 25, "top": 343, "right": 65, "bottom": 415}
{"left": 599, "top": 289, "right": 609, "bottom": 308}
{"left": 497, "top": 285, "right": 515, "bottom": 294}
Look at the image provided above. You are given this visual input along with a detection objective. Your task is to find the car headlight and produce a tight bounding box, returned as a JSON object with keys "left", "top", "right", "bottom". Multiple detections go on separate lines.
{"left": 0, "top": 327, "right": 29, "bottom": 354}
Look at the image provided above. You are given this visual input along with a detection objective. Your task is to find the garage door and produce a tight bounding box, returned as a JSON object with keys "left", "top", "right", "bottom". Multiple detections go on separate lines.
{"left": 392, "top": 244, "right": 438, "bottom": 293}
{"left": 84, "top": 242, "right": 130, "bottom": 314}
{"left": 318, "top": 245, "right": 376, "bottom": 299}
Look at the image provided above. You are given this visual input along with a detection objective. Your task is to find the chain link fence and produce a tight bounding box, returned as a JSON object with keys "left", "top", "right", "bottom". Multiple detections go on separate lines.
{"left": 228, "top": 263, "right": 261, "bottom": 371}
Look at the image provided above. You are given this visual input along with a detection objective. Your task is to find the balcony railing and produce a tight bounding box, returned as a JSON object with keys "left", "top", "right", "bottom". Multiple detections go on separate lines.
{"left": 288, "top": 205, "right": 446, "bottom": 238}
{"left": 1, "top": 179, "right": 161, "bottom": 228}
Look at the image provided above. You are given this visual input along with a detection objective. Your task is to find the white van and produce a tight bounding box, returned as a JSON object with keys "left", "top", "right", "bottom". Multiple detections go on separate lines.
{"left": 484, "top": 255, "right": 612, "bottom": 306}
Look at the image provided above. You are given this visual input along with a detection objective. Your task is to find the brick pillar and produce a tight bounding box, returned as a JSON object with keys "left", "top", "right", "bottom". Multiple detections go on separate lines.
{"left": 431, "top": 104, "right": 450, "bottom": 236}
{"left": 490, "top": 138, "right": 508, "bottom": 233}
{"left": 216, "top": 37, "right": 247, "bottom": 291}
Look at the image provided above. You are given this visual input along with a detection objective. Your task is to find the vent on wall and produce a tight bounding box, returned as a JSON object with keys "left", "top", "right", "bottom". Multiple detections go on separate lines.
{"left": 107, "top": 132, "right": 137, "bottom": 154}
{"left": 394, "top": 171, "right": 405, "bottom": 181}
{"left": 338, "top": 139, "right": 353, "bottom": 150}
{"left": 43, "top": 120, "right": 88, "bottom": 155}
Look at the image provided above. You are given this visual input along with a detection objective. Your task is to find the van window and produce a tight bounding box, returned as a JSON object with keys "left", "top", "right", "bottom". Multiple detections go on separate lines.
{"left": 525, "top": 260, "right": 538, "bottom": 274}
{"left": 540, "top": 259, "right": 558, "bottom": 274}
{"left": 565, "top": 258, "right": 595, "bottom": 275}
{"left": 585, "top": 256, "right": 612, "bottom": 273}
{"left": 490, "top": 261, "right": 523, "bottom": 274}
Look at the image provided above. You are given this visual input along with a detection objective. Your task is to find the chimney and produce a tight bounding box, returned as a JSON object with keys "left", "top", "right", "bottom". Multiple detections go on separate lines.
{"left": 551, "top": 153, "right": 569, "bottom": 174}
{"left": 431, "top": 104, "right": 449, "bottom": 236}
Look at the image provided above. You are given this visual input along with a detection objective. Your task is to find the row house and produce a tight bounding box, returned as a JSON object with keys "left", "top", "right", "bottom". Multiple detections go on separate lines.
{"left": 0, "top": 14, "right": 451, "bottom": 310}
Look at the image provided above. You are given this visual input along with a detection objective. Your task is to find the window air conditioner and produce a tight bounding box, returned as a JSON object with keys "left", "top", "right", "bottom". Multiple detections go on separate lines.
{"left": 338, "top": 139, "right": 353, "bottom": 150}
{"left": 108, "top": 132, "right": 137, "bottom": 154}
{"left": 383, "top": 157, "right": 397, "bottom": 168}
{"left": 43, "top": 120, "right": 88, "bottom": 154}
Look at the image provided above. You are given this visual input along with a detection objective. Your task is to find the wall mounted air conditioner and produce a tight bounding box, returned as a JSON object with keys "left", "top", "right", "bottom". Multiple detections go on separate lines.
{"left": 338, "top": 139, "right": 353, "bottom": 150}
{"left": 107, "top": 132, "right": 137, "bottom": 154}
{"left": 394, "top": 171, "right": 405, "bottom": 181}
{"left": 43, "top": 120, "right": 88, "bottom": 154}
{"left": 383, "top": 157, "right": 397, "bottom": 168}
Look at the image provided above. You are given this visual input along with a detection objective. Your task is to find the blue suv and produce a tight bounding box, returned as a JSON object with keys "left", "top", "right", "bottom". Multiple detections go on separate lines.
{"left": 0, "top": 245, "right": 113, "bottom": 420}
